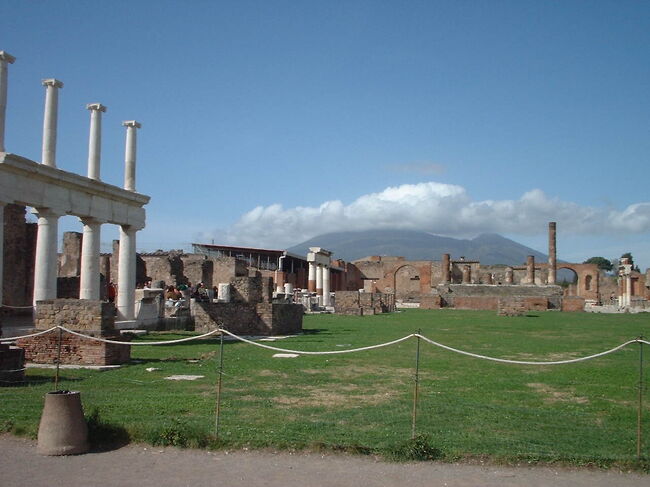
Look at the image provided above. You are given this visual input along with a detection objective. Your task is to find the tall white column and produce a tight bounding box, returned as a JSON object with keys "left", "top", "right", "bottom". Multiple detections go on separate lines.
{"left": 86, "top": 103, "right": 106, "bottom": 180}
{"left": 117, "top": 225, "right": 137, "bottom": 321}
{"left": 322, "top": 266, "right": 331, "bottom": 306}
{"left": 79, "top": 217, "right": 102, "bottom": 300}
{"left": 122, "top": 120, "right": 141, "bottom": 191}
{"left": 0, "top": 202, "right": 5, "bottom": 306}
{"left": 0, "top": 51, "right": 16, "bottom": 153}
{"left": 41, "top": 79, "right": 64, "bottom": 167}
{"left": 33, "top": 208, "right": 60, "bottom": 305}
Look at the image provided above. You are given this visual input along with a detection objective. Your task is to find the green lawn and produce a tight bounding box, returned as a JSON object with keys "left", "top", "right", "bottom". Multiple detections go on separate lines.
{"left": 2, "top": 309, "right": 649, "bottom": 468}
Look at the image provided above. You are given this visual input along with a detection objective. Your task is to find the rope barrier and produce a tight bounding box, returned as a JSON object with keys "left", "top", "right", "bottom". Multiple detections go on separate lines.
{"left": 0, "top": 325, "right": 647, "bottom": 365}
{"left": 1, "top": 303, "right": 34, "bottom": 309}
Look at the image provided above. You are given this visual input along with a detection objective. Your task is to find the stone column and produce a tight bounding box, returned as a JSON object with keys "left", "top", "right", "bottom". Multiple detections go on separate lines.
{"left": 442, "top": 253, "right": 451, "bottom": 284}
{"left": 548, "top": 222, "right": 557, "bottom": 284}
{"left": 117, "top": 225, "right": 137, "bottom": 321}
{"left": 323, "top": 266, "right": 331, "bottom": 306}
{"left": 307, "top": 262, "right": 316, "bottom": 292}
{"left": 79, "top": 217, "right": 102, "bottom": 300}
{"left": 86, "top": 103, "right": 107, "bottom": 180}
{"left": 122, "top": 120, "right": 141, "bottom": 191}
{"left": 32, "top": 208, "right": 61, "bottom": 305}
{"left": 462, "top": 265, "right": 471, "bottom": 284}
{"left": 505, "top": 267, "right": 513, "bottom": 284}
{"left": 0, "top": 51, "right": 16, "bottom": 153}
{"left": 484, "top": 273, "right": 493, "bottom": 285}
{"left": 41, "top": 79, "right": 64, "bottom": 167}
{"left": 526, "top": 256, "right": 535, "bottom": 285}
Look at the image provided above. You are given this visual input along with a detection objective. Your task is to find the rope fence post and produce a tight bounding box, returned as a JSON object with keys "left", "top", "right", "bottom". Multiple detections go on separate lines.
{"left": 54, "top": 326, "right": 62, "bottom": 391}
{"left": 411, "top": 329, "right": 421, "bottom": 439}
{"left": 637, "top": 336, "right": 644, "bottom": 461}
{"left": 215, "top": 329, "right": 225, "bottom": 439}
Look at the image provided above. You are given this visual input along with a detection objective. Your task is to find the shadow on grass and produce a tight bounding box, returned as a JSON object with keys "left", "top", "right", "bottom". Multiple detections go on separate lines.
{"left": 86, "top": 408, "right": 130, "bottom": 452}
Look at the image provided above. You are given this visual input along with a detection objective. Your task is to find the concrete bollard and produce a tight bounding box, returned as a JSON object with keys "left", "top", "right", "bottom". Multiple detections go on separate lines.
{"left": 37, "top": 390, "right": 88, "bottom": 455}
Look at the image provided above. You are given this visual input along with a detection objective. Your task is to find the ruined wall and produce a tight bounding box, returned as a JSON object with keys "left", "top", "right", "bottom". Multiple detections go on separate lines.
{"left": 182, "top": 255, "right": 213, "bottom": 288}
{"left": 333, "top": 290, "right": 394, "bottom": 315}
{"left": 59, "top": 232, "right": 82, "bottom": 277}
{"left": 16, "top": 299, "right": 130, "bottom": 365}
{"left": 438, "top": 284, "right": 563, "bottom": 310}
{"left": 141, "top": 252, "right": 184, "bottom": 286}
{"left": 192, "top": 301, "right": 303, "bottom": 335}
{"left": 2, "top": 204, "right": 36, "bottom": 307}
{"left": 352, "top": 257, "right": 433, "bottom": 297}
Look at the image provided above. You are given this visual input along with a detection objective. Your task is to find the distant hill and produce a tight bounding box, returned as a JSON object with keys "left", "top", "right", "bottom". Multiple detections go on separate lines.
{"left": 287, "top": 229, "right": 548, "bottom": 266}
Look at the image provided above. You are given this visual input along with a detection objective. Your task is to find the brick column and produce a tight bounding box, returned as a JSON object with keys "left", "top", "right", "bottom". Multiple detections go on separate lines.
{"left": 462, "top": 265, "right": 471, "bottom": 284}
{"left": 117, "top": 225, "right": 137, "bottom": 321}
{"left": 526, "top": 255, "right": 535, "bottom": 285}
{"left": 442, "top": 253, "right": 450, "bottom": 283}
{"left": 79, "top": 217, "right": 102, "bottom": 300}
{"left": 505, "top": 267, "right": 513, "bottom": 284}
{"left": 548, "top": 222, "right": 557, "bottom": 284}
{"left": 308, "top": 262, "right": 316, "bottom": 292}
{"left": 41, "top": 79, "right": 63, "bottom": 167}
{"left": 0, "top": 51, "right": 16, "bottom": 153}
{"left": 33, "top": 208, "right": 61, "bottom": 305}
{"left": 0, "top": 202, "right": 5, "bottom": 306}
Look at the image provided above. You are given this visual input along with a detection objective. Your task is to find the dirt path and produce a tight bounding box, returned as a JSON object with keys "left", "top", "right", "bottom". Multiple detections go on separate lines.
{"left": 1, "top": 435, "right": 647, "bottom": 487}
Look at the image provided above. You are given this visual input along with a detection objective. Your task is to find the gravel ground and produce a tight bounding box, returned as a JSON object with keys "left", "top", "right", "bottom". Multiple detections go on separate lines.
{"left": 1, "top": 435, "right": 647, "bottom": 487}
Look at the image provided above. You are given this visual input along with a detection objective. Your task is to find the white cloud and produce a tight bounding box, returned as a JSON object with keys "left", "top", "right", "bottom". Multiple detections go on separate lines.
{"left": 204, "top": 181, "right": 650, "bottom": 249}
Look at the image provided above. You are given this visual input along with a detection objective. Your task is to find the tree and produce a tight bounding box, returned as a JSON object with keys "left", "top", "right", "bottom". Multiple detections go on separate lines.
{"left": 583, "top": 256, "right": 613, "bottom": 272}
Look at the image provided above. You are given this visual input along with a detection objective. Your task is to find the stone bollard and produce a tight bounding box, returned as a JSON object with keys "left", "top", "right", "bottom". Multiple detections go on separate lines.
{"left": 37, "top": 390, "right": 89, "bottom": 455}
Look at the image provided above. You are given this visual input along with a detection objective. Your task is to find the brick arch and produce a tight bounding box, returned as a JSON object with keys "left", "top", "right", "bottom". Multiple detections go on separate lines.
{"left": 393, "top": 264, "right": 421, "bottom": 301}
{"left": 555, "top": 263, "right": 600, "bottom": 301}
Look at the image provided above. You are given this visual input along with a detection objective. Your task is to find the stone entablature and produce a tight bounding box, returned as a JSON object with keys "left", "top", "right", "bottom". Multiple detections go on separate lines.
{"left": 0, "top": 153, "right": 148, "bottom": 228}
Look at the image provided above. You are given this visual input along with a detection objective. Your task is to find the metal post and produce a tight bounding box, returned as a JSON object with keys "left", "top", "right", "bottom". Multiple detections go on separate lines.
{"left": 411, "top": 329, "right": 421, "bottom": 439}
{"left": 215, "top": 330, "right": 225, "bottom": 439}
{"left": 54, "top": 327, "right": 62, "bottom": 391}
{"left": 637, "top": 337, "right": 644, "bottom": 460}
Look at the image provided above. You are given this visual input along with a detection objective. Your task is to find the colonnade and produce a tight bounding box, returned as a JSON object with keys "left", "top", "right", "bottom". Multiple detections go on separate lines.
{"left": 0, "top": 51, "right": 148, "bottom": 322}
{"left": 307, "top": 247, "right": 333, "bottom": 307}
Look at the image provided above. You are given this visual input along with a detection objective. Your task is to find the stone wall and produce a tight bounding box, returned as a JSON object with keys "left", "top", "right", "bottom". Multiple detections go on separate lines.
{"left": 231, "top": 276, "right": 265, "bottom": 304}
{"left": 59, "top": 232, "right": 82, "bottom": 277}
{"left": 562, "top": 296, "right": 585, "bottom": 312}
{"left": 192, "top": 301, "right": 303, "bottom": 335}
{"left": 141, "top": 252, "right": 184, "bottom": 286}
{"left": 33, "top": 299, "right": 115, "bottom": 332}
{"left": 420, "top": 294, "right": 442, "bottom": 309}
{"left": 182, "top": 255, "right": 213, "bottom": 288}
{"left": 497, "top": 297, "right": 549, "bottom": 316}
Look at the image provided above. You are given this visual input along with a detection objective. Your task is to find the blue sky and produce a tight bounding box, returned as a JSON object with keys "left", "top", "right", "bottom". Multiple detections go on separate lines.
{"left": 4, "top": 0, "right": 650, "bottom": 269}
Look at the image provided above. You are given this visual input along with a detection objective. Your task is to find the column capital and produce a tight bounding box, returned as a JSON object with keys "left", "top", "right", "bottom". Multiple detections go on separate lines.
{"left": 32, "top": 206, "right": 64, "bottom": 218}
{"left": 79, "top": 216, "right": 106, "bottom": 226}
{"left": 0, "top": 51, "right": 16, "bottom": 64}
{"left": 42, "top": 78, "right": 64, "bottom": 88}
{"left": 86, "top": 103, "right": 107, "bottom": 112}
{"left": 122, "top": 120, "right": 141, "bottom": 129}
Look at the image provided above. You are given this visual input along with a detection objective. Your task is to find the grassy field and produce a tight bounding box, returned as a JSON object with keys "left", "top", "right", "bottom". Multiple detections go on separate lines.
{"left": 2, "top": 309, "right": 649, "bottom": 468}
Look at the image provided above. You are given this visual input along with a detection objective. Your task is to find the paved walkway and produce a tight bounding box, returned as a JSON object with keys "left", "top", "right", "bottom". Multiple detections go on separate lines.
{"left": 1, "top": 435, "right": 647, "bottom": 487}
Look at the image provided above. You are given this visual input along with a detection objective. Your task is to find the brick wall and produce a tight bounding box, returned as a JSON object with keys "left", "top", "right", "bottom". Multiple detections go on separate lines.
{"left": 17, "top": 332, "right": 130, "bottom": 365}
{"left": 2, "top": 204, "right": 36, "bottom": 307}
{"left": 562, "top": 296, "right": 585, "bottom": 312}
{"left": 420, "top": 295, "right": 442, "bottom": 309}
{"left": 453, "top": 296, "right": 500, "bottom": 310}
{"left": 334, "top": 291, "right": 393, "bottom": 315}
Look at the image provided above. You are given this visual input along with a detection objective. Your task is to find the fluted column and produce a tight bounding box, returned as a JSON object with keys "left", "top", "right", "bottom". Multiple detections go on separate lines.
{"left": 79, "top": 217, "right": 102, "bottom": 300}
{"left": 86, "top": 103, "right": 106, "bottom": 180}
{"left": 322, "top": 266, "right": 331, "bottom": 306}
{"left": 41, "top": 79, "right": 63, "bottom": 167}
{"left": 33, "top": 208, "right": 61, "bottom": 305}
{"left": 307, "top": 262, "right": 316, "bottom": 292}
{"left": 117, "top": 225, "right": 137, "bottom": 321}
{"left": 0, "top": 51, "right": 16, "bottom": 153}
{"left": 122, "top": 120, "right": 141, "bottom": 191}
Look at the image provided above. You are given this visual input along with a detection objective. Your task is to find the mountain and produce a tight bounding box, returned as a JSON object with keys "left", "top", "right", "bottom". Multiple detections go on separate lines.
{"left": 287, "top": 230, "right": 548, "bottom": 266}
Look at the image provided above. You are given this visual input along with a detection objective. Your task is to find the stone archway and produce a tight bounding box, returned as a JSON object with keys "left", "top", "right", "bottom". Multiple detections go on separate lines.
{"left": 556, "top": 263, "right": 600, "bottom": 301}
{"left": 394, "top": 265, "right": 421, "bottom": 302}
